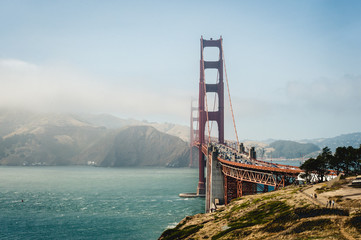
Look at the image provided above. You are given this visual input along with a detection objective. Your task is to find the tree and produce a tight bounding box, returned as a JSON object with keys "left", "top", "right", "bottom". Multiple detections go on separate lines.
{"left": 332, "top": 147, "right": 347, "bottom": 176}
{"left": 345, "top": 146, "right": 357, "bottom": 175}
{"left": 300, "top": 147, "right": 331, "bottom": 182}
{"left": 300, "top": 157, "right": 317, "bottom": 183}
{"left": 300, "top": 157, "right": 316, "bottom": 174}
{"left": 301, "top": 145, "right": 361, "bottom": 179}
{"left": 314, "top": 156, "right": 328, "bottom": 182}
{"left": 317, "top": 147, "right": 332, "bottom": 181}
{"left": 330, "top": 145, "right": 361, "bottom": 176}
{"left": 355, "top": 145, "right": 361, "bottom": 175}
{"left": 321, "top": 146, "right": 331, "bottom": 159}
{"left": 349, "top": 145, "right": 361, "bottom": 175}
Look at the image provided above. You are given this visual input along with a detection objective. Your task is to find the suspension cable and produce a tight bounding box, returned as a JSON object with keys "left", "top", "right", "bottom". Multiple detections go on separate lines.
{"left": 222, "top": 43, "right": 239, "bottom": 146}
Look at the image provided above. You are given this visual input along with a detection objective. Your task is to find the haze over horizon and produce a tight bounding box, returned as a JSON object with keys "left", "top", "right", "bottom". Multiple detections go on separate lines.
{"left": 1, "top": 0, "right": 361, "bottom": 140}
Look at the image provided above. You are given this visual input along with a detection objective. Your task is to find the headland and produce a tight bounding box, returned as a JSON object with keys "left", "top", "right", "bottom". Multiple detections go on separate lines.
{"left": 160, "top": 177, "right": 361, "bottom": 239}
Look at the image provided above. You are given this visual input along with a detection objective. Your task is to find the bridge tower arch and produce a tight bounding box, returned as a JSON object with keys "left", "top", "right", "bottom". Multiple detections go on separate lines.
{"left": 197, "top": 36, "right": 224, "bottom": 195}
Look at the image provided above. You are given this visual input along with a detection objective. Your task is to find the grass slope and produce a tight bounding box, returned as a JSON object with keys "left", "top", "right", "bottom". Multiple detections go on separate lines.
{"left": 159, "top": 184, "right": 361, "bottom": 240}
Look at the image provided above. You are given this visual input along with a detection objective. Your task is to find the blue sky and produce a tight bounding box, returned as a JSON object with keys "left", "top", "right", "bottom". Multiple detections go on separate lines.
{"left": 1, "top": 0, "right": 361, "bottom": 140}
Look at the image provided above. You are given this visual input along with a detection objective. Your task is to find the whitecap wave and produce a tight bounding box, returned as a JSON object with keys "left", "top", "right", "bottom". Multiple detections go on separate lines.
{"left": 166, "top": 222, "right": 178, "bottom": 229}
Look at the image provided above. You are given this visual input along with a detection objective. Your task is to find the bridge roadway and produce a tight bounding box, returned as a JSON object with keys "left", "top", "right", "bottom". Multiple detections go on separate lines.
{"left": 198, "top": 142, "right": 302, "bottom": 177}
{"left": 195, "top": 141, "right": 303, "bottom": 211}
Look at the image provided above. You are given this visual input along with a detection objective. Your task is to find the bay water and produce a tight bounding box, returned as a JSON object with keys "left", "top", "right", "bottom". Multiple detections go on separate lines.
{"left": 0, "top": 167, "right": 204, "bottom": 239}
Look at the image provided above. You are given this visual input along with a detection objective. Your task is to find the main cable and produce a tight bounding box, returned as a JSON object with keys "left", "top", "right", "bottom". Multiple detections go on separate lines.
{"left": 222, "top": 43, "right": 239, "bottom": 146}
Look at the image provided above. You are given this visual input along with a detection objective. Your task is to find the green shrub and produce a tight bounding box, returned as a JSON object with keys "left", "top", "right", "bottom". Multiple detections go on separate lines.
{"left": 160, "top": 224, "right": 204, "bottom": 240}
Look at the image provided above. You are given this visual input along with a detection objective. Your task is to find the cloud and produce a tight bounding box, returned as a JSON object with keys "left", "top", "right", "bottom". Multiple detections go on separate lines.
{"left": 0, "top": 59, "right": 189, "bottom": 123}
{"left": 219, "top": 75, "right": 361, "bottom": 140}
{"left": 286, "top": 75, "right": 361, "bottom": 115}
{"left": 0, "top": 59, "right": 38, "bottom": 71}
{"left": 1, "top": 59, "right": 360, "bottom": 140}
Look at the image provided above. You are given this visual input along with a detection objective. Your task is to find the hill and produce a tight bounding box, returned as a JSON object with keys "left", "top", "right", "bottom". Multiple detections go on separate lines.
{"left": 0, "top": 110, "right": 191, "bottom": 167}
{"left": 268, "top": 140, "right": 320, "bottom": 159}
{"left": 306, "top": 132, "right": 361, "bottom": 153}
{"left": 2, "top": 109, "right": 361, "bottom": 164}
{"left": 159, "top": 180, "right": 361, "bottom": 240}
{"left": 77, "top": 113, "right": 190, "bottom": 142}
{"left": 241, "top": 132, "right": 361, "bottom": 159}
{"left": 78, "top": 125, "right": 191, "bottom": 167}
{"left": 0, "top": 111, "right": 106, "bottom": 165}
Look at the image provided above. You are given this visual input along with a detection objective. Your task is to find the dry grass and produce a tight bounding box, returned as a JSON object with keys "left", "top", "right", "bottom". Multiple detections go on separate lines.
{"left": 159, "top": 183, "right": 361, "bottom": 240}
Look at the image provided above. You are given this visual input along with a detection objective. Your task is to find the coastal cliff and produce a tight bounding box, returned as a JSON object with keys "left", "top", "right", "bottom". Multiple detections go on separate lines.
{"left": 159, "top": 180, "right": 361, "bottom": 239}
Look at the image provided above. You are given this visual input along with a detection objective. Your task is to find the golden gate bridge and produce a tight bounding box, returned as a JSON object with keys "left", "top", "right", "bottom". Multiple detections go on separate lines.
{"left": 188, "top": 36, "right": 302, "bottom": 213}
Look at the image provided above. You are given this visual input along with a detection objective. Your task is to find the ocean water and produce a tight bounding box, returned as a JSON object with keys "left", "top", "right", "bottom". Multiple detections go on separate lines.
{"left": 0, "top": 167, "right": 204, "bottom": 240}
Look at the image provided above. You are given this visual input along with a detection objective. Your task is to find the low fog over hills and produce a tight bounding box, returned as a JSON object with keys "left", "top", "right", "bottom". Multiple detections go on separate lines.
{"left": 76, "top": 113, "right": 190, "bottom": 142}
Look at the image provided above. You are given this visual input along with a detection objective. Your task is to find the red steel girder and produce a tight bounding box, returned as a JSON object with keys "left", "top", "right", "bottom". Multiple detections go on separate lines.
{"left": 220, "top": 163, "right": 279, "bottom": 187}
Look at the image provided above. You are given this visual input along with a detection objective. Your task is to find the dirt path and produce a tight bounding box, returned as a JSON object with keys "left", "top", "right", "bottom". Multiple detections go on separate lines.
{"left": 301, "top": 185, "right": 327, "bottom": 207}
{"left": 340, "top": 218, "right": 357, "bottom": 240}
{"left": 267, "top": 215, "right": 355, "bottom": 240}
{"left": 300, "top": 184, "right": 359, "bottom": 240}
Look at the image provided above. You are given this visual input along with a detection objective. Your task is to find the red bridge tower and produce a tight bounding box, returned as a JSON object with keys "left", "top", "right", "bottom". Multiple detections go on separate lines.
{"left": 197, "top": 36, "right": 224, "bottom": 195}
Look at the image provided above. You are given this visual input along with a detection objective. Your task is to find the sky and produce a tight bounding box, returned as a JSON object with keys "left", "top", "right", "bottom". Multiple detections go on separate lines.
{"left": 0, "top": 0, "right": 361, "bottom": 140}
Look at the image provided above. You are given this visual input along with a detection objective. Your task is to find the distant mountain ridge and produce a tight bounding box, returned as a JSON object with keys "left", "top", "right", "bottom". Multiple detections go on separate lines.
{"left": 268, "top": 140, "right": 320, "bottom": 159}
{"left": 0, "top": 109, "right": 190, "bottom": 140}
{"left": 76, "top": 113, "right": 190, "bottom": 142}
{"left": 78, "top": 126, "right": 190, "bottom": 167}
{"left": 241, "top": 132, "right": 361, "bottom": 159}
{"left": 0, "top": 109, "right": 191, "bottom": 167}
{"left": 1, "top": 109, "right": 360, "bottom": 163}
{"left": 305, "top": 132, "right": 361, "bottom": 152}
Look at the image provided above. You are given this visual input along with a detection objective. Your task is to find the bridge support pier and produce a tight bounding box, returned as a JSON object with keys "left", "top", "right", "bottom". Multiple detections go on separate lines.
{"left": 237, "top": 180, "right": 242, "bottom": 198}
{"left": 224, "top": 178, "right": 259, "bottom": 205}
{"left": 197, "top": 153, "right": 205, "bottom": 195}
{"left": 206, "top": 146, "right": 224, "bottom": 213}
